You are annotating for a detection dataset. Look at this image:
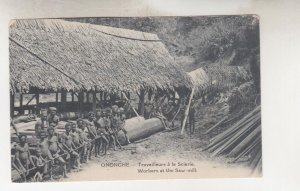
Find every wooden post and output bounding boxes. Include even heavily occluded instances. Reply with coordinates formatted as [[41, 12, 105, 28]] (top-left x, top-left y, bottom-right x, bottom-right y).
[[100, 91, 103, 102], [180, 87, 195, 135], [61, 90, 67, 111], [61, 90, 67, 102], [92, 91, 96, 112], [35, 93, 39, 114], [78, 91, 83, 115], [20, 93, 24, 115], [56, 92, 59, 102], [72, 92, 74, 102], [10, 93, 14, 117], [87, 92, 90, 103], [138, 90, 145, 116]]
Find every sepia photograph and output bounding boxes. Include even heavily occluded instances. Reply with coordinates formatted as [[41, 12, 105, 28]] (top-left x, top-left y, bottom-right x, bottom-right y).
[[9, 15, 261, 182]]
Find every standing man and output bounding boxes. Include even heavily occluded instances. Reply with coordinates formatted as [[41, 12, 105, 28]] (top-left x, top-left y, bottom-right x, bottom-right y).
[[103, 109, 116, 151], [38, 131, 53, 180], [14, 135, 35, 181], [94, 109, 109, 155], [60, 123, 81, 169], [35, 109, 48, 138], [111, 108, 123, 149], [188, 99, 196, 135], [47, 127, 68, 178], [85, 112, 98, 159], [119, 108, 131, 144], [47, 107, 59, 127], [77, 119, 90, 163]]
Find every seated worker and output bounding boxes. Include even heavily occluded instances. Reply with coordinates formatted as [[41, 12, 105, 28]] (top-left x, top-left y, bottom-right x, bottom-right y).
[[31, 148, 48, 181], [94, 109, 109, 155], [14, 135, 35, 182], [77, 119, 90, 163], [60, 123, 81, 169], [47, 107, 59, 127], [35, 109, 48, 138], [47, 127, 68, 178]]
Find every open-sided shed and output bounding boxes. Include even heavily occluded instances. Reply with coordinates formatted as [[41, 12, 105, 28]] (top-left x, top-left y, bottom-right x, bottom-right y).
[[9, 19, 192, 116]]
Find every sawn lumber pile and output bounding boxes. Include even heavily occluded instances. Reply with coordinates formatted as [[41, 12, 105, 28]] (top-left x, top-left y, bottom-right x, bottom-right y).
[[204, 106, 262, 173]]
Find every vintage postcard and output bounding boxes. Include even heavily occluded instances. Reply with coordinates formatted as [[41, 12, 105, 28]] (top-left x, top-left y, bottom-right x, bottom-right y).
[[9, 15, 261, 182]]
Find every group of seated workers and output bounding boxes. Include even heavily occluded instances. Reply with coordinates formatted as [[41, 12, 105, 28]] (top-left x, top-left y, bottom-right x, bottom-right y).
[[12, 105, 130, 182]]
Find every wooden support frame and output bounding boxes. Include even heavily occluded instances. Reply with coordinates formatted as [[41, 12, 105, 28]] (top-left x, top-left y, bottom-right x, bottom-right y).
[[138, 89, 145, 116], [24, 94, 36, 106], [19, 93, 24, 115], [56, 92, 59, 102], [10, 93, 14, 117], [92, 91, 96, 112]]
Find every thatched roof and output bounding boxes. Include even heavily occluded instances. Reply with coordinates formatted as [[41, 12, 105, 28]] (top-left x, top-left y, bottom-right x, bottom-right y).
[[203, 64, 251, 89], [187, 65, 251, 94], [187, 68, 209, 93], [9, 19, 192, 94]]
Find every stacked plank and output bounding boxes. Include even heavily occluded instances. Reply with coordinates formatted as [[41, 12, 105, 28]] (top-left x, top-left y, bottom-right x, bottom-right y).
[[204, 106, 262, 172]]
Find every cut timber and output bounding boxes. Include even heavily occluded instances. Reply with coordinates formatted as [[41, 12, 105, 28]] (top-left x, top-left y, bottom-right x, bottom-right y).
[[228, 125, 261, 157], [204, 105, 262, 173], [204, 116, 228, 134], [118, 117, 164, 145]]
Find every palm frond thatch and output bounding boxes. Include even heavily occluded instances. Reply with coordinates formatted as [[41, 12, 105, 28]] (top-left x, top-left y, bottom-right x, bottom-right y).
[[187, 68, 209, 93], [9, 19, 192, 94], [203, 64, 251, 89]]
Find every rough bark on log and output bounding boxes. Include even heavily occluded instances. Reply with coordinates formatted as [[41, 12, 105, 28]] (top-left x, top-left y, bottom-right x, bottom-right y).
[[118, 117, 164, 145]]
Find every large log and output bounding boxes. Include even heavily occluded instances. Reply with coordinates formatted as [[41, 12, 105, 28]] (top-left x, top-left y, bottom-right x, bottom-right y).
[[118, 117, 164, 145]]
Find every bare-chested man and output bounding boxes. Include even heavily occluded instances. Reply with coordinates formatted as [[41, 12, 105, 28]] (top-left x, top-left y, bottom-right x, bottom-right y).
[[38, 131, 53, 179], [77, 119, 90, 163], [119, 108, 131, 144], [94, 109, 110, 155], [35, 109, 48, 138], [103, 109, 116, 151], [15, 135, 35, 181], [85, 112, 98, 159], [60, 123, 81, 169], [47, 127, 68, 178], [31, 148, 48, 181], [47, 107, 59, 127]]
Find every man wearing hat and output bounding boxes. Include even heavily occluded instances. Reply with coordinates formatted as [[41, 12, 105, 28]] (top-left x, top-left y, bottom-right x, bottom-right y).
[[47, 107, 59, 127], [35, 109, 49, 138]]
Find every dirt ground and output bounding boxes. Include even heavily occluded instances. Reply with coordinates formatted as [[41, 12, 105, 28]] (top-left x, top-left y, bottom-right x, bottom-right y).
[[59, 103, 257, 182]]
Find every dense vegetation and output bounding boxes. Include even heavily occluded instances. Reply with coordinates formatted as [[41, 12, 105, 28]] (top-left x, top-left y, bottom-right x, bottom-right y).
[[68, 16, 260, 91]]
